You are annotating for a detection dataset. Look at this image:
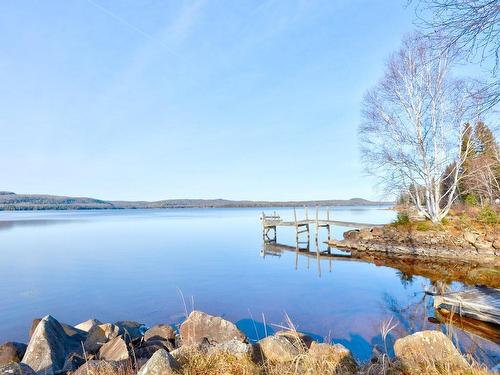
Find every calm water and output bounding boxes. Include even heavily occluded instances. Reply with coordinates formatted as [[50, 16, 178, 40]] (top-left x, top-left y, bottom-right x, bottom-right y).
[[0, 207, 498, 363]]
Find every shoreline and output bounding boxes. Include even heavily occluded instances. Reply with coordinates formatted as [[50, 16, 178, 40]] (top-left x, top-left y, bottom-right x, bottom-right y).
[[327, 225, 500, 267], [2, 311, 497, 375]]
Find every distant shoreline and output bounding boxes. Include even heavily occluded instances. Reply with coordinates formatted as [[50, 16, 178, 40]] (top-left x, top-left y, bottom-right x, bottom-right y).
[[0, 192, 392, 211]]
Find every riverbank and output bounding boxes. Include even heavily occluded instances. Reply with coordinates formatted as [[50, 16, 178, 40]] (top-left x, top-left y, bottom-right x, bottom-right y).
[[328, 219, 500, 266], [1, 312, 496, 375]]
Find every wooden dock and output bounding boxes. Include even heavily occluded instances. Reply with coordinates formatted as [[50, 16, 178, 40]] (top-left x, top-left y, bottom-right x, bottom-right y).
[[261, 207, 381, 242], [433, 287, 500, 326]]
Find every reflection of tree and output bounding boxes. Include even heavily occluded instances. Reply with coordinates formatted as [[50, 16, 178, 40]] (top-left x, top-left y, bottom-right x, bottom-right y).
[[382, 292, 429, 337], [430, 279, 451, 295], [396, 271, 414, 289]]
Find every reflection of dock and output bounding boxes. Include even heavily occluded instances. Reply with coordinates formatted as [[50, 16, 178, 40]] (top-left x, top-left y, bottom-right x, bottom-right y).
[[260, 207, 381, 242], [261, 241, 351, 260], [260, 240, 352, 277], [433, 308, 500, 344], [434, 287, 500, 326]]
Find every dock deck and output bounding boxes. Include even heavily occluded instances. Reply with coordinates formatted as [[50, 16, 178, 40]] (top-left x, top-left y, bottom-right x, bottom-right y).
[[261, 207, 381, 242], [433, 287, 500, 326]]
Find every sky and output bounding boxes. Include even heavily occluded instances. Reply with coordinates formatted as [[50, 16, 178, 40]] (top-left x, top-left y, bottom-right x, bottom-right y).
[[0, 0, 420, 201]]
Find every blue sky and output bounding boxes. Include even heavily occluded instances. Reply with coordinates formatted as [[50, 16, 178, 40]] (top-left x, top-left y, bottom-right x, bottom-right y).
[[0, 0, 418, 201]]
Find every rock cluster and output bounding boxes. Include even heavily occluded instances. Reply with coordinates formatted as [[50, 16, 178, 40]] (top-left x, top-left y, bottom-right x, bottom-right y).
[[0, 312, 480, 374], [331, 225, 500, 265]]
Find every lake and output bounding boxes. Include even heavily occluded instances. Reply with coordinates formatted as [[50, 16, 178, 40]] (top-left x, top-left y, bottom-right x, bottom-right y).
[[0, 207, 498, 364]]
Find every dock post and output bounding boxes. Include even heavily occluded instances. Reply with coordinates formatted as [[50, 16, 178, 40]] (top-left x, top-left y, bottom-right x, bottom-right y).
[[315, 206, 319, 241], [304, 206, 310, 242], [294, 207, 298, 242], [327, 208, 331, 241], [261, 211, 265, 240]]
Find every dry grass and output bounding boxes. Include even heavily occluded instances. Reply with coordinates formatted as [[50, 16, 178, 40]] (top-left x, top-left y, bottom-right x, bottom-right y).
[[69, 351, 494, 375], [178, 350, 260, 375]]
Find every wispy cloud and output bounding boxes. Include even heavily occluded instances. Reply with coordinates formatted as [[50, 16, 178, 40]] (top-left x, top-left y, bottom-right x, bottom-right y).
[[85, 0, 180, 57]]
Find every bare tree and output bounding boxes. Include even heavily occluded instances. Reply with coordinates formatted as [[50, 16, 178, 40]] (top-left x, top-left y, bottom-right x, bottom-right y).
[[412, 0, 500, 110], [360, 33, 483, 222]]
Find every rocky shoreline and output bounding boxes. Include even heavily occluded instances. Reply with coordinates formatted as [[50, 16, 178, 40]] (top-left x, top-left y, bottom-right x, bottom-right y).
[[0, 311, 496, 375], [328, 225, 500, 266]]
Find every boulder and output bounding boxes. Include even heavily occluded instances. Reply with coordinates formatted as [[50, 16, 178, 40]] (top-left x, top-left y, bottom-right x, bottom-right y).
[[72, 360, 124, 375], [28, 319, 41, 339], [143, 339, 175, 352], [137, 349, 179, 375], [135, 344, 166, 361], [307, 342, 357, 372], [29, 318, 86, 341], [61, 353, 86, 373], [114, 321, 147, 342], [84, 324, 120, 354], [75, 319, 102, 332], [343, 230, 360, 240], [257, 335, 301, 363], [394, 330, 469, 372], [208, 339, 253, 358], [0, 363, 36, 375], [144, 324, 176, 342], [275, 330, 313, 349], [358, 229, 374, 240], [180, 311, 246, 346], [0, 342, 27, 364], [22, 315, 84, 375], [169, 346, 190, 362], [98, 337, 129, 362]]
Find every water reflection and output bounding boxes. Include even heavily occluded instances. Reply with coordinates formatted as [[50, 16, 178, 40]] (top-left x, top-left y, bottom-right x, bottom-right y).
[[260, 237, 500, 364], [0, 218, 84, 232]]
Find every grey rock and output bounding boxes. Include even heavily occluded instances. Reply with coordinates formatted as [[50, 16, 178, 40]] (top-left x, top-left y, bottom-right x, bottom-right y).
[[0, 342, 27, 364], [137, 349, 179, 375], [307, 342, 357, 372], [29, 318, 86, 342], [75, 319, 102, 332], [0, 363, 36, 375], [114, 321, 147, 342], [144, 325, 176, 342], [209, 339, 253, 358], [179, 311, 246, 346], [22, 315, 85, 375], [257, 335, 300, 363], [143, 339, 175, 352], [394, 330, 469, 372], [61, 353, 86, 373], [84, 323, 120, 354], [275, 330, 313, 349], [135, 344, 166, 361], [72, 360, 124, 375], [98, 337, 129, 362]]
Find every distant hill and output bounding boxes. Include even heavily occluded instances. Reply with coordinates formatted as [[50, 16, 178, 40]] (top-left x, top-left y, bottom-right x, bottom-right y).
[[0, 192, 392, 210]]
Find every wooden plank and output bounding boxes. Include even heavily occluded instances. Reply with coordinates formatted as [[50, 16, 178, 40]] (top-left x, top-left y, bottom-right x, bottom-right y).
[[433, 287, 500, 326]]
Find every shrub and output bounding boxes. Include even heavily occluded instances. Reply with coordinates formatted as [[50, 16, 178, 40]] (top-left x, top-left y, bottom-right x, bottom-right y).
[[393, 211, 410, 226], [477, 206, 498, 225], [464, 194, 478, 206], [416, 221, 431, 231]]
